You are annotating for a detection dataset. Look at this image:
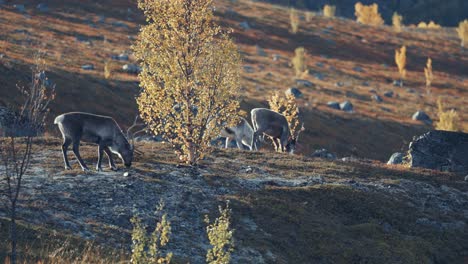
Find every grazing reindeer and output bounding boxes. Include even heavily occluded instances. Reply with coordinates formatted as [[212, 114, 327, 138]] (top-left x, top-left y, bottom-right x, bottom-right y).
[[220, 117, 255, 150], [54, 112, 143, 171], [251, 108, 304, 154]]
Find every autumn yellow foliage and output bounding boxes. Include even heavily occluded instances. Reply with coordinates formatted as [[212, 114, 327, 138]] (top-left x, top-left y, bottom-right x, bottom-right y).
[[417, 21, 441, 29], [291, 47, 307, 77], [134, 0, 241, 165], [456, 19, 468, 47], [323, 5, 336, 18], [435, 98, 460, 131], [268, 92, 301, 141], [392, 12, 403, 32], [354, 2, 384, 26], [395, 45, 407, 86], [289, 8, 300, 34], [424, 58, 433, 89]]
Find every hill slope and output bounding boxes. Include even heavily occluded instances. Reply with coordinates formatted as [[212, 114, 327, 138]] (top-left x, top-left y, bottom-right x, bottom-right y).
[[0, 138, 467, 263], [0, 0, 467, 161]]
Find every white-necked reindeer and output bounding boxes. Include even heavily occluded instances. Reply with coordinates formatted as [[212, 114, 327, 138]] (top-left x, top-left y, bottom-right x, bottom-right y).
[[220, 117, 255, 150], [251, 108, 304, 154], [54, 112, 145, 171]]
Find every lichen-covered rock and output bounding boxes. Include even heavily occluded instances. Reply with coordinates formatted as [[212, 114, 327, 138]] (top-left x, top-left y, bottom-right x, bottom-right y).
[[387, 152, 404, 165], [285, 87, 303, 98], [409, 130, 468, 173], [412, 111, 432, 124]]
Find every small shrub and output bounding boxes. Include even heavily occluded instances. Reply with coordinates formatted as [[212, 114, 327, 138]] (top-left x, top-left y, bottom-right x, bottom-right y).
[[418, 21, 441, 29], [131, 202, 172, 264], [268, 92, 301, 141], [354, 2, 384, 26], [392, 12, 403, 32], [205, 202, 235, 264], [424, 58, 433, 91], [289, 8, 300, 34], [305, 11, 314, 22], [323, 5, 336, 18], [291, 47, 307, 77], [456, 19, 468, 47], [104, 61, 112, 79], [435, 98, 460, 131], [394, 45, 407, 86]]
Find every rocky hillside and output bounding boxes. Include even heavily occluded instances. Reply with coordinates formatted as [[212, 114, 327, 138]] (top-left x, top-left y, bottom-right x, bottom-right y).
[[0, 138, 467, 263], [260, 0, 467, 26]]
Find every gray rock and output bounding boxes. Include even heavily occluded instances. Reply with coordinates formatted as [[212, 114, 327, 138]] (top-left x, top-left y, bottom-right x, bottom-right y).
[[465, 175, 468, 182], [272, 54, 280, 61], [81, 64, 94, 70], [362, 81, 370, 86], [407, 88, 415, 93], [112, 21, 128, 28], [295, 79, 313, 87], [311, 149, 336, 159], [14, 4, 25, 12], [387, 152, 404, 165], [335, 82, 344, 87], [384, 91, 394, 97], [36, 3, 48, 12], [409, 131, 468, 173], [122, 64, 141, 74], [372, 94, 383, 103], [316, 62, 324, 68], [393, 80, 403, 87], [312, 72, 324, 80], [255, 45, 266, 56], [285, 87, 303, 98], [412, 111, 432, 124], [112, 53, 129, 61], [239, 21, 251, 30], [327, 101, 340, 110], [353, 66, 364, 72], [243, 65, 254, 73], [340, 101, 353, 112]]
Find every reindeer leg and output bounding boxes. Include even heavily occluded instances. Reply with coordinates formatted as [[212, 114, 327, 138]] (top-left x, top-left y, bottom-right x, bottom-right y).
[[96, 144, 104, 172], [72, 141, 89, 172], [104, 147, 117, 171], [272, 138, 279, 152], [235, 138, 244, 150], [61, 138, 72, 170], [225, 137, 231, 148]]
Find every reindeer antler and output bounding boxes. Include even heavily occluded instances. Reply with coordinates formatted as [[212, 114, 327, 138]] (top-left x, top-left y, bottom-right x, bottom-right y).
[[127, 115, 147, 155], [295, 123, 305, 141]]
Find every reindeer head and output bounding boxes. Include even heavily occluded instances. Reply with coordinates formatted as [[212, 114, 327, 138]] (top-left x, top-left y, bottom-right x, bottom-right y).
[[286, 123, 305, 154], [125, 115, 147, 167]]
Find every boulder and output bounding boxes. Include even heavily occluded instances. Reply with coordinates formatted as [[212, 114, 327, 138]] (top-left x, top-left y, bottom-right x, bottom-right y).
[[272, 54, 281, 61], [14, 4, 25, 12], [393, 80, 402, 87], [412, 111, 432, 124], [384, 90, 394, 98], [81, 64, 94, 70], [112, 53, 129, 61], [340, 101, 353, 112], [122, 64, 141, 74], [327, 101, 340, 110], [310, 149, 336, 159], [409, 130, 468, 173], [285, 87, 303, 98], [36, 3, 48, 12], [387, 152, 404, 165], [295, 79, 313, 87], [239, 21, 251, 30], [372, 94, 383, 103], [255, 45, 266, 56], [243, 65, 254, 73]]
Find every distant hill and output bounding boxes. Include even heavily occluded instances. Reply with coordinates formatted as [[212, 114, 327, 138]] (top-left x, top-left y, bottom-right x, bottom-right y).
[[261, 0, 467, 26]]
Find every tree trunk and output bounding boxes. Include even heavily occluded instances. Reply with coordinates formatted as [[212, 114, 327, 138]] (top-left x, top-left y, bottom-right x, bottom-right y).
[[10, 204, 17, 264]]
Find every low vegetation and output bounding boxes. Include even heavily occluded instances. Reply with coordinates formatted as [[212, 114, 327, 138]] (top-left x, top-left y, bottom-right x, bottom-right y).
[[417, 21, 441, 29], [291, 47, 307, 77], [457, 19, 468, 47], [392, 12, 403, 32], [354, 2, 384, 26], [435, 98, 460, 131], [394, 45, 407, 86], [289, 8, 299, 34], [323, 5, 336, 18], [205, 202, 235, 264]]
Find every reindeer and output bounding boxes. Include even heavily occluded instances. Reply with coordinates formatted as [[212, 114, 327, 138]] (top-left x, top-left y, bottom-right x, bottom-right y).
[[220, 117, 255, 150], [251, 108, 304, 154], [54, 112, 144, 171]]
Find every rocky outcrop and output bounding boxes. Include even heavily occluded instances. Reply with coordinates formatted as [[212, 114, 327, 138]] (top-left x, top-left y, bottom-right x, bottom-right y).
[[409, 130, 468, 173]]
